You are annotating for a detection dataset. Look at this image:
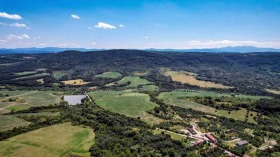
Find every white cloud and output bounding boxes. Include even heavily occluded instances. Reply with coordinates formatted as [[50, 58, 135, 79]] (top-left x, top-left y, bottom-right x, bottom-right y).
[[119, 24, 124, 28], [91, 42, 96, 45], [88, 27, 93, 30], [71, 14, 80, 19], [144, 36, 149, 39], [94, 22, 116, 29], [0, 12, 22, 20], [7, 34, 30, 40], [10, 23, 28, 28]]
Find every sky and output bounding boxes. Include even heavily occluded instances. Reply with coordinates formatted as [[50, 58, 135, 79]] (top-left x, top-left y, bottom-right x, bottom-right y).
[[0, 0, 280, 49]]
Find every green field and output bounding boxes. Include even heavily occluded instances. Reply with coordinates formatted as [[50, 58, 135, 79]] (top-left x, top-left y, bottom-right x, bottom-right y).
[[15, 69, 47, 76], [52, 71, 69, 80], [0, 90, 60, 112], [89, 91, 159, 123], [95, 72, 122, 79], [0, 115, 29, 132], [0, 123, 95, 157], [117, 76, 151, 88], [14, 73, 50, 80], [139, 84, 159, 91], [153, 129, 185, 141], [159, 90, 259, 123]]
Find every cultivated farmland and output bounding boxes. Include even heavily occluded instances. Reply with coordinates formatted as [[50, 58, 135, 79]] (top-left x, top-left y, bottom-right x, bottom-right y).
[[163, 70, 232, 89], [62, 79, 89, 85], [0, 123, 95, 157]]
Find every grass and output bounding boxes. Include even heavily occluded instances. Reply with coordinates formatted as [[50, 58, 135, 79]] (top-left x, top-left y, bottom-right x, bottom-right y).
[[15, 69, 47, 76], [0, 90, 61, 113], [117, 76, 151, 88], [95, 72, 122, 79], [0, 115, 29, 131], [159, 90, 260, 123], [88, 91, 159, 123], [266, 89, 280, 95], [52, 71, 69, 80], [14, 73, 50, 80], [153, 129, 185, 141], [0, 123, 95, 157], [163, 70, 232, 89], [62, 79, 89, 85], [139, 85, 159, 91]]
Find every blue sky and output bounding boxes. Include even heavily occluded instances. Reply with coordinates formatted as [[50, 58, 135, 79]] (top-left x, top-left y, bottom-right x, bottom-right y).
[[0, 0, 280, 49]]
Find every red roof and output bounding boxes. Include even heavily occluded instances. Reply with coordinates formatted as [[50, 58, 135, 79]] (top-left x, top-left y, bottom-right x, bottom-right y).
[[206, 133, 217, 142]]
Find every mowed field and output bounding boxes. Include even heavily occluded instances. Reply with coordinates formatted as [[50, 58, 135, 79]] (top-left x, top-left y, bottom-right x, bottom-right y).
[[117, 76, 151, 88], [0, 90, 61, 131], [95, 72, 122, 79], [163, 70, 232, 89], [139, 84, 159, 92], [0, 90, 61, 113], [0, 123, 95, 157], [0, 115, 29, 132], [89, 91, 162, 124], [158, 90, 260, 123], [62, 79, 89, 85]]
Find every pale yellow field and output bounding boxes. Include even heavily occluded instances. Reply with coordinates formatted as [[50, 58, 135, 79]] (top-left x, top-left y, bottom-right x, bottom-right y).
[[266, 89, 280, 95], [62, 79, 89, 85], [0, 123, 95, 157], [163, 70, 232, 89], [133, 71, 149, 76]]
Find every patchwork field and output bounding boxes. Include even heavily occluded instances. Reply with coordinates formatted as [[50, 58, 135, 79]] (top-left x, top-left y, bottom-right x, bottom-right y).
[[0, 90, 61, 113], [0, 115, 29, 132], [0, 123, 95, 157], [95, 72, 122, 79], [159, 90, 260, 123], [62, 79, 89, 85], [163, 70, 232, 89], [88, 91, 160, 123], [117, 76, 151, 88]]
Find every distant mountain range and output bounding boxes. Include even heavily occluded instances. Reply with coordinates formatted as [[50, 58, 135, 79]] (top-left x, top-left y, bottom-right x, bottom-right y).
[[0, 46, 279, 54]]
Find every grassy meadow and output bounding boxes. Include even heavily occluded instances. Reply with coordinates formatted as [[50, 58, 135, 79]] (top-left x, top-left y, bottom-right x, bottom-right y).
[[159, 90, 261, 123], [95, 72, 122, 79], [88, 91, 160, 123], [0, 123, 95, 157], [117, 76, 151, 88]]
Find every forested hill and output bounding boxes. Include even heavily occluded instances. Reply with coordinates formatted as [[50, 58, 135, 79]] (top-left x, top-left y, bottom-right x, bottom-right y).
[[1, 50, 280, 95], [34, 49, 280, 69]]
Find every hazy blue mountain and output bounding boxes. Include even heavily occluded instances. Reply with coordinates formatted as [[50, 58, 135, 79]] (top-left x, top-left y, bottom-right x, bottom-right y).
[[0, 46, 279, 54]]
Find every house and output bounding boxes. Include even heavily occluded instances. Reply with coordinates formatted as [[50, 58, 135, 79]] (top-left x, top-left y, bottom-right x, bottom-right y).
[[192, 139, 203, 146], [205, 133, 217, 143], [236, 140, 249, 146]]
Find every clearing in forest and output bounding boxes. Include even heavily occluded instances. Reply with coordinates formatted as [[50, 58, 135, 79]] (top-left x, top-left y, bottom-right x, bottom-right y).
[[62, 79, 89, 85], [163, 70, 232, 89], [159, 90, 260, 123], [117, 76, 151, 88], [52, 71, 69, 80], [88, 91, 161, 124], [266, 89, 280, 95], [95, 72, 122, 79], [0, 90, 60, 113], [0, 123, 95, 157]]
